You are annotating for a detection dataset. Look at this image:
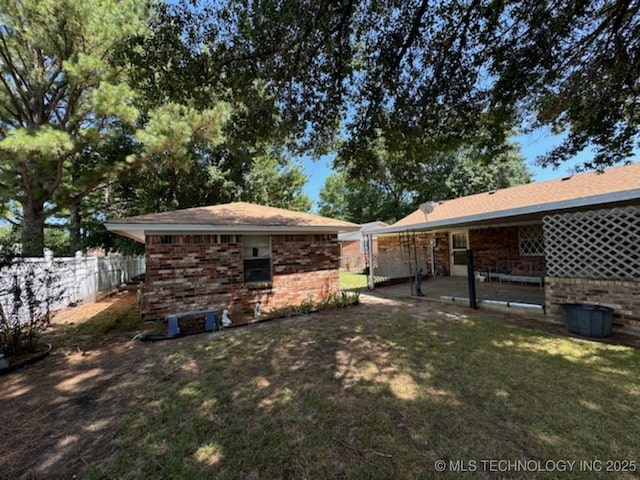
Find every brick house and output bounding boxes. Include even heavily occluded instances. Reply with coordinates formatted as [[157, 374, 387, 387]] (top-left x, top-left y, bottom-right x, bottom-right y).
[[338, 221, 387, 272], [105, 202, 359, 321], [368, 163, 640, 335]]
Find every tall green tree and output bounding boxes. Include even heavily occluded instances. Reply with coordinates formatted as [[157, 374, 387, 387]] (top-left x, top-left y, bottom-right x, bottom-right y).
[[240, 153, 311, 212], [318, 170, 410, 224], [57, 102, 228, 253], [441, 145, 532, 199], [79, 143, 311, 253], [317, 171, 349, 221], [0, 0, 229, 256], [99, 146, 311, 218], [0, 0, 147, 255]]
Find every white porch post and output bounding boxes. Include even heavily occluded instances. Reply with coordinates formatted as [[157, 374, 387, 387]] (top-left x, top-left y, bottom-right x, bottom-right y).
[[367, 233, 375, 289]]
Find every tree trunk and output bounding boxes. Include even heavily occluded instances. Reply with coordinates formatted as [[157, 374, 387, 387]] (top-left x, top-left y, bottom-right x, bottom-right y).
[[68, 198, 82, 255], [21, 200, 46, 257]]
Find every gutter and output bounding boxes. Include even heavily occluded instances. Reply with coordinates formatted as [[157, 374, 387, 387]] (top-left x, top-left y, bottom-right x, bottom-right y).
[[104, 223, 361, 243]]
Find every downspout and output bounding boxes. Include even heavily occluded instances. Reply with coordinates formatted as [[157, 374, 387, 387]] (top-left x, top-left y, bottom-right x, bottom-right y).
[[366, 233, 375, 289]]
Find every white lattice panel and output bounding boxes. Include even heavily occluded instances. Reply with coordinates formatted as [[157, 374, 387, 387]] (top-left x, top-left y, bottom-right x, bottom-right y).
[[543, 206, 640, 279], [374, 247, 431, 281], [374, 250, 413, 280], [518, 224, 545, 255]]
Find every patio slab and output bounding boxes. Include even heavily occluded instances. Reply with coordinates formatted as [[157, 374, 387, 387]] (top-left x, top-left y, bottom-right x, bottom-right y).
[[374, 276, 545, 307]]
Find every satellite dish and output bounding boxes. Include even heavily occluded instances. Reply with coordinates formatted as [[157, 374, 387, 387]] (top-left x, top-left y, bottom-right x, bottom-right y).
[[419, 202, 435, 216]]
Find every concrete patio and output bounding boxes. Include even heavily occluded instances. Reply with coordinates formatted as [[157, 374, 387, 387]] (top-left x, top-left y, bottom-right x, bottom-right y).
[[370, 276, 546, 317]]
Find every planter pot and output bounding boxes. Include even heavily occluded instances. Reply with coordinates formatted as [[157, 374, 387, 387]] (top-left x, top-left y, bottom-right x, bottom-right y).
[[560, 303, 614, 338]]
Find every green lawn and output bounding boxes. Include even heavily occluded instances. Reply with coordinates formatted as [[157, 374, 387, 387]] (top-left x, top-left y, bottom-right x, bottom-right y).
[[339, 271, 369, 290], [90, 306, 640, 479]]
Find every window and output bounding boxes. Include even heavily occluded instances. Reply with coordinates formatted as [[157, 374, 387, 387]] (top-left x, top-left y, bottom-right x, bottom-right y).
[[243, 236, 272, 283], [218, 235, 237, 244], [519, 224, 544, 256], [451, 233, 468, 249]]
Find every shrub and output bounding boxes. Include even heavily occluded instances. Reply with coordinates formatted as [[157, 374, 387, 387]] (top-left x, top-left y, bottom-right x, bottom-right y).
[[319, 289, 360, 309], [265, 290, 361, 320]]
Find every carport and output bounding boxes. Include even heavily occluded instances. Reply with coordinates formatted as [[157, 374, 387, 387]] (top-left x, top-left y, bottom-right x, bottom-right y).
[[364, 164, 640, 336]]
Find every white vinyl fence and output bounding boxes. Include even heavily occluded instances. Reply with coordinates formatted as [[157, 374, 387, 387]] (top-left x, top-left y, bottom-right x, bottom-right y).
[[0, 253, 145, 324]]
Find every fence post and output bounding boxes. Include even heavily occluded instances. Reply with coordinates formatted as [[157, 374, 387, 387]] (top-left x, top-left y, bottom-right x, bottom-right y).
[[73, 251, 83, 305], [44, 249, 54, 308], [93, 255, 100, 301]]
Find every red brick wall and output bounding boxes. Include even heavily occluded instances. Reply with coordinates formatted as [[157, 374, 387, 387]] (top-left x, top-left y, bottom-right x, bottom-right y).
[[143, 233, 340, 321], [432, 233, 449, 273], [340, 240, 363, 271], [470, 227, 545, 275], [377, 227, 545, 277], [545, 277, 640, 336], [339, 238, 378, 272]]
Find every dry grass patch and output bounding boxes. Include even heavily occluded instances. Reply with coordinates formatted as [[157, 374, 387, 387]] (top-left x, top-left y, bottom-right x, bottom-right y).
[[97, 310, 639, 479], [2, 293, 639, 479], [46, 290, 144, 350]]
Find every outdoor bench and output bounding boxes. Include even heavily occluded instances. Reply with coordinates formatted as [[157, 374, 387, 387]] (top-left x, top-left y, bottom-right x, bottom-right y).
[[496, 273, 544, 289]]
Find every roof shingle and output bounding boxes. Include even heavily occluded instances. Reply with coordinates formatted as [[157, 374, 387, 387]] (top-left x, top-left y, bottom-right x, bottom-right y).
[[392, 162, 640, 228], [107, 202, 359, 229]]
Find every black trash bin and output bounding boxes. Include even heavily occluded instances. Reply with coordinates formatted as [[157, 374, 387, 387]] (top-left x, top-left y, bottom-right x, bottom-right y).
[[560, 303, 614, 338]]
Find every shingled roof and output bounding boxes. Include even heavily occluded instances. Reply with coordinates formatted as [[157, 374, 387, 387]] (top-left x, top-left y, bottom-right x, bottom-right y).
[[376, 162, 640, 234], [105, 202, 360, 243]]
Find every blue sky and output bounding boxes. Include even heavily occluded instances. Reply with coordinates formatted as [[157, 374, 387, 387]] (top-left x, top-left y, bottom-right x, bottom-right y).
[[300, 129, 614, 209]]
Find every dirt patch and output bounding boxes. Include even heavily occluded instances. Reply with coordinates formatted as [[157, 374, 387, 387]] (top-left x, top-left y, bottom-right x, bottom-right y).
[[50, 290, 139, 327], [1, 289, 313, 479]]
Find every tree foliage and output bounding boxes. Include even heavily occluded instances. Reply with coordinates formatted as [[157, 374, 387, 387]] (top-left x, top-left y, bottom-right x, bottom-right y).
[[79, 145, 312, 254], [63, 1, 313, 254], [0, 0, 144, 255], [177, 0, 639, 171], [240, 153, 311, 212], [319, 141, 531, 224], [318, 170, 411, 224], [97, 146, 311, 217], [0, 0, 230, 256], [3, 0, 637, 255]]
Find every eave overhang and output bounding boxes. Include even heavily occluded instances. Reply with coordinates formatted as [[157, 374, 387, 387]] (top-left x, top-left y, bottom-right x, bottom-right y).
[[104, 223, 361, 244], [369, 188, 640, 236]]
